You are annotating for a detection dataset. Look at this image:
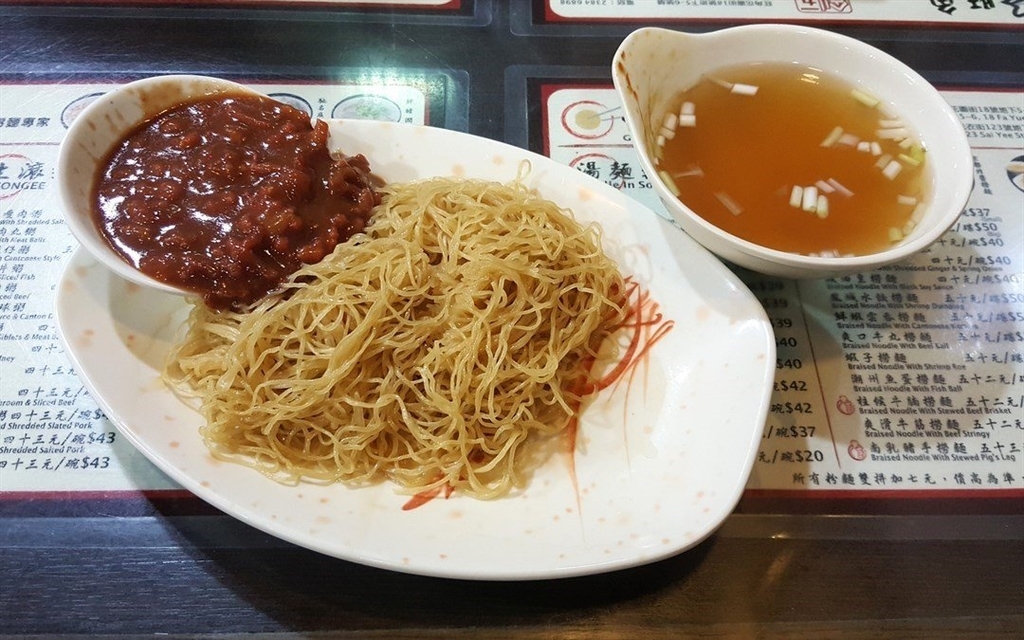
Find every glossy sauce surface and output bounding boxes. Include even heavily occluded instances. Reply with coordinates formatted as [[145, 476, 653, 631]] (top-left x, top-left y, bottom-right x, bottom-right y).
[[93, 93, 380, 309]]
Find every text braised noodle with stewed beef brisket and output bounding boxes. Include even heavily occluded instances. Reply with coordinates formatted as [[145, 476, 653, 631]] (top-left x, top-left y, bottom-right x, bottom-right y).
[[92, 92, 381, 309]]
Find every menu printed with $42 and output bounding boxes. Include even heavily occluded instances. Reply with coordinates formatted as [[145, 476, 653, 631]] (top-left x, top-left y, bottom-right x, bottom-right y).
[[0, 81, 1021, 498], [546, 86, 1023, 495]]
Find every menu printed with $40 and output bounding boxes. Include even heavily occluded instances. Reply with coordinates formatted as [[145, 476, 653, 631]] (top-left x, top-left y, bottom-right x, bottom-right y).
[[544, 86, 1024, 494]]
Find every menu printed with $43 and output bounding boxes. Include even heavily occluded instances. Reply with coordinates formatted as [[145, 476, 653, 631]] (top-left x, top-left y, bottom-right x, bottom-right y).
[[0, 82, 1021, 497], [0, 82, 427, 493]]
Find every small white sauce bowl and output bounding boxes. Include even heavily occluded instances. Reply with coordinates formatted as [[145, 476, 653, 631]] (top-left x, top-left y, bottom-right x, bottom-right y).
[[612, 25, 973, 279], [57, 74, 260, 295]]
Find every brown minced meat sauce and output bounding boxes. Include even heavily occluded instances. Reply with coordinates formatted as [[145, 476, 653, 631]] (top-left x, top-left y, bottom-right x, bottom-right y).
[[93, 93, 381, 310]]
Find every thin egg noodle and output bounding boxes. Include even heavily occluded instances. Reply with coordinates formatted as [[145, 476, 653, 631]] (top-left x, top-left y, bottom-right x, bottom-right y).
[[165, 175, 633, 499]]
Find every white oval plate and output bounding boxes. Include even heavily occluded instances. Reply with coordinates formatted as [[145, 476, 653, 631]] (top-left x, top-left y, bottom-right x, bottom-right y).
[[55, 120, 774, 580]]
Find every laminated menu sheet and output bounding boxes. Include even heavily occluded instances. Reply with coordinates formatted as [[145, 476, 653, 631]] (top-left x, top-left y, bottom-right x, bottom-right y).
[[542, 84, 1024, 496], [0, 79, 435, 494], [6, 0, 464, 7], [0, 80, 1021, 501], [541, 0, 1024, 26]]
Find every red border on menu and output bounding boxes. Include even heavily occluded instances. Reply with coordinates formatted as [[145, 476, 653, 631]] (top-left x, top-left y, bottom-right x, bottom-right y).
[[538, 79, 1024, 509], [0, 489, 223, 516], [539, 82, 620, 159], [0, 76, 441, 506], [1, 0, 460, 9], [538, 0, 1024, 30], [6, 487, 1024, 517], [740, 488, 1024, 514], [1, 489, 195, 501]]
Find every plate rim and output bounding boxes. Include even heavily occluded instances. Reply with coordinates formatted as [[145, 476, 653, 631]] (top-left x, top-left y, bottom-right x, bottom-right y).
[[55, 120, 775, 580]]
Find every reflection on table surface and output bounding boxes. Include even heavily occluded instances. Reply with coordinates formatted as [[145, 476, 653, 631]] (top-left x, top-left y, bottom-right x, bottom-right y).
[[0, 1, 1022, 636]]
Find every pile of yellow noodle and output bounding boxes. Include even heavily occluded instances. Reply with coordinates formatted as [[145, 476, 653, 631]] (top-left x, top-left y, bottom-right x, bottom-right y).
[[165, 176, 629, 499]]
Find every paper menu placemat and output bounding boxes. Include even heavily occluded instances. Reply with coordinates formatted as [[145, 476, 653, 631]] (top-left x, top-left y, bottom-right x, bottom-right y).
[[0, 80, 430, 493], [1, 80, 1021, 498], [542, 84, 1023, 494], [542, 0, 1024, 26]]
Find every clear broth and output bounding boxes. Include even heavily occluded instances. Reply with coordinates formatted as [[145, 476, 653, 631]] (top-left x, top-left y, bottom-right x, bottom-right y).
[[657, 62, 928, 257]]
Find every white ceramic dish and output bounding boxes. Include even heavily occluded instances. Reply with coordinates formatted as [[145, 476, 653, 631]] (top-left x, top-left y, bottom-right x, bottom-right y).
[[56, 74, 261, 297], [612, 25, 974, 279], [56, 119, 775, 580]]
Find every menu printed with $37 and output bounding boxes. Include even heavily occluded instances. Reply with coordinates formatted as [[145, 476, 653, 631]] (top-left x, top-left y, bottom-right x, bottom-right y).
[[545, 86, 1023, 494], [0, 81, 1020, 497]]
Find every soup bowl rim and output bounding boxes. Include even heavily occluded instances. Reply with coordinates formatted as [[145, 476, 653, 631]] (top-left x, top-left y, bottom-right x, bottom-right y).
[[612, 24, 974, 278]]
